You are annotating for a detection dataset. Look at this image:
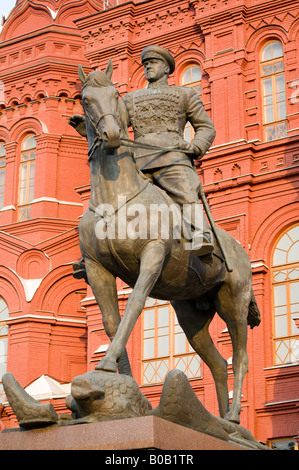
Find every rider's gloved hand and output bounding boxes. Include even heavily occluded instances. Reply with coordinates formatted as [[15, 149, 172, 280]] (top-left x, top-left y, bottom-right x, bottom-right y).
[[68, 115, 87, 137], [177, 138, 201, 158]]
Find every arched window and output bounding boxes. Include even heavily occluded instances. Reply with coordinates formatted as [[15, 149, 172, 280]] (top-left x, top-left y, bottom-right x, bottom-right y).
[[0, 297, 9, 404], [18, 134, 36, 221], [271, 226, 299, 365], [181, 65, 202, 94], [180, 65, 202, 142], [0, 142, 6, 210], [141, 298, 201, 384], [260, 41, 287, 142]]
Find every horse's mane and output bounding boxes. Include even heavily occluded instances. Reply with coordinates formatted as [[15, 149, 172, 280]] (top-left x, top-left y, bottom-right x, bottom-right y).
[[82, 70, 113, 90]]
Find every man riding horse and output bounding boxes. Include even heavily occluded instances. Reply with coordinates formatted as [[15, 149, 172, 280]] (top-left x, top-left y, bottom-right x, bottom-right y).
[[70, 45, 216, 257], [69, 53, 261, 424]]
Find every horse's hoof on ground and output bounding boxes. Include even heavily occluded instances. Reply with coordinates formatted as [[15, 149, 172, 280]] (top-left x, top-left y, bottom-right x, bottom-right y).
[[224, 411, 240, 424], [95, 357, 118, 373]]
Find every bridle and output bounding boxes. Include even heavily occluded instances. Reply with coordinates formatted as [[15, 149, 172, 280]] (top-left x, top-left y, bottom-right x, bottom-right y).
[[84, 105, 120, 160]]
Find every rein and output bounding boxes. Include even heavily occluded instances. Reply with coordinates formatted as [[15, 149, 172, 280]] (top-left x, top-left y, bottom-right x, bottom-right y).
[[120, 137, 194, 159]]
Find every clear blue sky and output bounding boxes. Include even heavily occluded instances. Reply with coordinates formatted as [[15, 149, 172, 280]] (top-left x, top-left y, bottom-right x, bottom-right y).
[[0, 0, 17, 18]]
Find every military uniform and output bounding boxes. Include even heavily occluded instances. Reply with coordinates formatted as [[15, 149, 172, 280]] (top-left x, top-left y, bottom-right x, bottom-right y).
[[121, 49, 216, 250], [71, 45, 216, 254], [121, 84, 215, 172]]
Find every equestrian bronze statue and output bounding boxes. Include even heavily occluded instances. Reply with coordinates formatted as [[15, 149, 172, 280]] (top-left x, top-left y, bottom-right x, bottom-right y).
[[69, 47, 260, 425]]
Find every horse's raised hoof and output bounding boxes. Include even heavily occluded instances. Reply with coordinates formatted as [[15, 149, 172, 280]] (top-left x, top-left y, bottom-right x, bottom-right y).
[[95, 357, 118, 373]]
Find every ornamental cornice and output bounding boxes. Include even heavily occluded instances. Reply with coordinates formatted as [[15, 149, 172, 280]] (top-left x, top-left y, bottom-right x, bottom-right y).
[[59, 138, 89, 156], [1, 142, 18, 164], [0, 60, 87, 85], [194, 0, 298, 32], [35, 133, 61, 150], [76, 0, 196, 47], [0, 230, 33, 256]]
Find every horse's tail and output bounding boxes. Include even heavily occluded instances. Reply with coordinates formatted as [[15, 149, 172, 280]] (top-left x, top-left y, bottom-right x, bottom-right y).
[[247, 288, 261, 329]]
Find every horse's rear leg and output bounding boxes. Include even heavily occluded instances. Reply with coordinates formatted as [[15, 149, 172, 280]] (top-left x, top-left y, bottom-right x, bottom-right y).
[[97, 241, 166, 373], [171, 299, 229, 419], [215, 285, 250, 424], [84, 257, 132, 376]]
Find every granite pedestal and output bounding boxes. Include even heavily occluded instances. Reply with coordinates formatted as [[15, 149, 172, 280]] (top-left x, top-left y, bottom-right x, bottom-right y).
[[0, 416, 246, 450]]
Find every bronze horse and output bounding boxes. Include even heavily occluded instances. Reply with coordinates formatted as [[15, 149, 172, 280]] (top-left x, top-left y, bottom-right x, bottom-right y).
[[71, 60, 260, 424]]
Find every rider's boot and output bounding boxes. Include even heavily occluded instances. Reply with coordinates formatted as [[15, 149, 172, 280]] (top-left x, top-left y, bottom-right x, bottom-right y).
[[73, 258, 88, 282], [191, 230, 214, 257]]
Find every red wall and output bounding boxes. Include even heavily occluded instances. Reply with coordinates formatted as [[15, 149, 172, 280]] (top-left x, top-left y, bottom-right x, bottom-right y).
[[0, 0, 97, 428], [0, 0, 298, 447]]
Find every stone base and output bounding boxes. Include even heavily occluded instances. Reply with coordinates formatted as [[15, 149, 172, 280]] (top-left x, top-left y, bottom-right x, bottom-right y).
[[0, 416, 247, 450]]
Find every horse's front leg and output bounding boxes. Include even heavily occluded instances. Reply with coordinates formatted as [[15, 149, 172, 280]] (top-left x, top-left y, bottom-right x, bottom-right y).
[[84, 257, 132, 376], [97, 241, 166, 373]]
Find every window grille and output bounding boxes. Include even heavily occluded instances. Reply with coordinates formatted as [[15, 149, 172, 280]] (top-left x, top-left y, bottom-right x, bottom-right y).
[[141, 298, 201, 384], [271, 226, 299, 365], [18, 134, 36, 221], [180, 65, 202, 142], [260, 41, 287, 142]]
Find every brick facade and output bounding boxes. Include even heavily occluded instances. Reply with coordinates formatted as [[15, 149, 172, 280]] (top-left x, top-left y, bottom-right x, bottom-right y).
[[0, 0, 298, 448]]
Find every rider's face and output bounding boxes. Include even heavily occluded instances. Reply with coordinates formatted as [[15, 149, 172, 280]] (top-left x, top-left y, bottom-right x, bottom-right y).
[[143, 59, 169, 82]]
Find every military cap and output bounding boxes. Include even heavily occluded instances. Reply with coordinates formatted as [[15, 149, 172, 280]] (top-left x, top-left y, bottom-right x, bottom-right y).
[[141, 45, 175, 74]]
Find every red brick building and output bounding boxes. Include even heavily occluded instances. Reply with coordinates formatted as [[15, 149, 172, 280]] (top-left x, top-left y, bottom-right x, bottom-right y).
[[0, 0, 298, 449]]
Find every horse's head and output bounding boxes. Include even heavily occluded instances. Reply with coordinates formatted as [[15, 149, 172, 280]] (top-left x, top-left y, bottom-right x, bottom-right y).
[[79, 60, 121, 150]]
